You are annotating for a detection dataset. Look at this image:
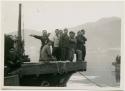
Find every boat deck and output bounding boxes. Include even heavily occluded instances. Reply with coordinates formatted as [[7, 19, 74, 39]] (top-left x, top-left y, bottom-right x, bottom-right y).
[[19, 61, 86, 75]]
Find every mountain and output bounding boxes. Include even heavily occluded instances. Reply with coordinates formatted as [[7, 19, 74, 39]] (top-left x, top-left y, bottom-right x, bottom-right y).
[[69, 17, 121, 51], [6, 17, 121, 62]]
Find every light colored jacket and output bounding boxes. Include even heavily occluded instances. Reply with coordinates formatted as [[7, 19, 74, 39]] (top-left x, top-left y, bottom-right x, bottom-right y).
[[53, 34, 60, 47], [40, 44, 52, 61]]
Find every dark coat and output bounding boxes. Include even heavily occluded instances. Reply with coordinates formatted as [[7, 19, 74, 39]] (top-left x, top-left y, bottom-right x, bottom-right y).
[[33, 35, 49, 49], [59, 33, 69, 48], [76, 35, 87, 50], [68, 37, 77, 49]]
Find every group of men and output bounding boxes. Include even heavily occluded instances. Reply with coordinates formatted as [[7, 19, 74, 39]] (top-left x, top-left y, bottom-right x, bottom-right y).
[[30, 28, 87, 63]]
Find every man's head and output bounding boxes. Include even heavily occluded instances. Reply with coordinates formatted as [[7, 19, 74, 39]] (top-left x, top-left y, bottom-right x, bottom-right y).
[[69, 31, 75, 38], [55, 29, 59, 35], [81, 29, 85, 35], [59, 30, 63, 35], [63, 28, 68, 34], [77, 31, 81, 36], [42, 30, 47, 36]]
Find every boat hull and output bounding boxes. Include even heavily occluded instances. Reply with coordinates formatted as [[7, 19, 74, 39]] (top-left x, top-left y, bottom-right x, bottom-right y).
[[20, 72, 73, 86], [4, 61, 86, 86]]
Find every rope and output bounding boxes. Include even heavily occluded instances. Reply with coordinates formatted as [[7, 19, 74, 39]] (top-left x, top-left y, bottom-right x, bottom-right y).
[[79, 72, 102, 87]]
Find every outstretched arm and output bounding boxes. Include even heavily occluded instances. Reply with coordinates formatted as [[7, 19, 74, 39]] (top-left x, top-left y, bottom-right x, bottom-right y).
[[30, 34, 41, 40], [69, 38, 77, 43]]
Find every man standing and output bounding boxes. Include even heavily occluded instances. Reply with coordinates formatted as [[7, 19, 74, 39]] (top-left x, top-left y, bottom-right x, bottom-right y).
[[68, 31, 77, 62], [81, 29, 87, 61], [60, 28, 69, 61], [76, 30, 87, 61], [52, 29, 60, 60]]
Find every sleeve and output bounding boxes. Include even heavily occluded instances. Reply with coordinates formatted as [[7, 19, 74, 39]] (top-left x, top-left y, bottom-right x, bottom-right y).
[[51, 36, 55, 48], [32, 35, 42, 40], [84, 36, 87, 41], [77, 36, 84, 43], [85, 37, 87, 41], [59, 35, 63, 47], [70, 38, 77, 43], [46, 46, 52, 57]]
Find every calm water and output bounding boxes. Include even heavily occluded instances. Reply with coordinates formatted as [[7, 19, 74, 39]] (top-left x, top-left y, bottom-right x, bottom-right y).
[[67, 49, 120, 87]]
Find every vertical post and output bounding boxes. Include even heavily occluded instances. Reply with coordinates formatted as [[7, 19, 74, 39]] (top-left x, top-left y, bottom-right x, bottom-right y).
[[17, 3, 23, 56], [18, 4, 21, 41]]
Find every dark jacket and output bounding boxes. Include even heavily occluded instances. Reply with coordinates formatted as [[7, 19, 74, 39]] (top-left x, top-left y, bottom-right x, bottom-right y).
[[68, 37, 77, 49], [76, 35, 87, 50], [33, 35, 49, 49], [59, 33, 69, 48]]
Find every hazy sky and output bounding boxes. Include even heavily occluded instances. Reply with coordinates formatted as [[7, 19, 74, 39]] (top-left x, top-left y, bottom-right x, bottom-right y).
[[2, 1, 124, 33]]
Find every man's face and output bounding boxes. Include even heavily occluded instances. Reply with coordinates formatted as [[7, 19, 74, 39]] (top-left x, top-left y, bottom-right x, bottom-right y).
[[43, 30, 47, 35], [59, 30, 63, 35], [55, 29, 59, 34], [77, 31, 81, 36], [81, 30, 85, 35], [69, 33, 75, 38], [64, 29, 68, 34]]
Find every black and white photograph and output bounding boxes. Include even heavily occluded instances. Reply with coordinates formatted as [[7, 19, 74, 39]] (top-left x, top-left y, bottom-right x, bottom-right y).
[[1, 0, 124, 90]]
